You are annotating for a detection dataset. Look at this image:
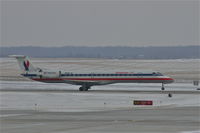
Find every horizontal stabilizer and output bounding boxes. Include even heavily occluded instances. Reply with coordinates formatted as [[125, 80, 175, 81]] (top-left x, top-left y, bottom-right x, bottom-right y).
[[9, 55, 26, 58]]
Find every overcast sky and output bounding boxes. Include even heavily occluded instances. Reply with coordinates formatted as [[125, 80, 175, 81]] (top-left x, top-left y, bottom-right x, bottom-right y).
[[1, 0, 199, 47]]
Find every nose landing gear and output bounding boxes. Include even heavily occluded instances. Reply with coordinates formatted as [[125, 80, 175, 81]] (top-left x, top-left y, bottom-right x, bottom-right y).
[[161, 83, 165, 90]]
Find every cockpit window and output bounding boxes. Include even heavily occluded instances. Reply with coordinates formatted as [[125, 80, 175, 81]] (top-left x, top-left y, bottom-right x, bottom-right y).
[[157, 72, 163, 76], [152, 72, 163, 76]]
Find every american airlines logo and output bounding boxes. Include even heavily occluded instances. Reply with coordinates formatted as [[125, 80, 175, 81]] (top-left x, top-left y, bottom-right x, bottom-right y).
[[23, 60, 30, 71]]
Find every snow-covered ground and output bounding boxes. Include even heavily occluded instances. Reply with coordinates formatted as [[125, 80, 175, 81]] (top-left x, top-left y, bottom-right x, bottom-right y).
[[0, 81, 199, 112]]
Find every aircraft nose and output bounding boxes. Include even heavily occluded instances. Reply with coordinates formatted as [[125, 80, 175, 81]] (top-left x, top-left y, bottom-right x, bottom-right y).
[[167, 77, 174, 83]]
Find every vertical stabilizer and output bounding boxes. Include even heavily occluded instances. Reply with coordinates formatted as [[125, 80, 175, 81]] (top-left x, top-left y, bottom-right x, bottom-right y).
[[9, 55, 36, 72]]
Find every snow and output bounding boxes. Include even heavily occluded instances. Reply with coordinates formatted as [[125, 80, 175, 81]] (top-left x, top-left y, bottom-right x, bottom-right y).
[[0, 80, 199, 112]]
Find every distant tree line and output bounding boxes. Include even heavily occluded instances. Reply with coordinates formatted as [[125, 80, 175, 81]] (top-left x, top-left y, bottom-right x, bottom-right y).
[[0, 46, 199, 59]]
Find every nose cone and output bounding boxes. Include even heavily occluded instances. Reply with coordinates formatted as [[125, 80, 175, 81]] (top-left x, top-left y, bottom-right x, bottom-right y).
[[169, 78, 174, 83], [165, 77, 174, 84]]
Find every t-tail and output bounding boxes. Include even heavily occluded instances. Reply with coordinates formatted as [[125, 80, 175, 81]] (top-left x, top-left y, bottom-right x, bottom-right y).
[[9, 55, 38, 72]]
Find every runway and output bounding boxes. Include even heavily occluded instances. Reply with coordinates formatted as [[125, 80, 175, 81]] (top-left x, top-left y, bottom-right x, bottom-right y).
[[0, 80, 200, 133], [1, 107, 199, 133]]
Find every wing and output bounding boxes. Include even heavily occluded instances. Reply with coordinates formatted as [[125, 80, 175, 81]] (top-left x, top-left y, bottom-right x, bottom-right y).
[[63, 79, 113, 86]]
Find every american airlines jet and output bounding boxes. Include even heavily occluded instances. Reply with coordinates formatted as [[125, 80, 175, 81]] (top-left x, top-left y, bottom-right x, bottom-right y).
[[10, 55, 174, 91]]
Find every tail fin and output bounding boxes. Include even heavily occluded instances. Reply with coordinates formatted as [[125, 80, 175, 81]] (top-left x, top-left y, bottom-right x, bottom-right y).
[[9, 55, 37, 72]]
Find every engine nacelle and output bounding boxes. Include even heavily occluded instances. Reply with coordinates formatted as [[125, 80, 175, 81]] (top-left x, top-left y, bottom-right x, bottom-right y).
[[42, 71, 60, 78]]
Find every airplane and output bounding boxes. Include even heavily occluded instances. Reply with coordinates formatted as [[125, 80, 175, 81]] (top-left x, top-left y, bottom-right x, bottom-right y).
[[10, 55, 174, 91]]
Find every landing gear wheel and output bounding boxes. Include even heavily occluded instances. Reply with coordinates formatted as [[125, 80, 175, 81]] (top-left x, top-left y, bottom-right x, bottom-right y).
[[79, 87, 83, 91], [79, 86, 90, 91], [161, 83, 165, 90]]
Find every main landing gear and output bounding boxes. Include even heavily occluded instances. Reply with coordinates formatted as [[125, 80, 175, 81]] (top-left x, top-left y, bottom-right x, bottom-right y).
[[161, 83, 165, 90], [79, 86, 91, 91]]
